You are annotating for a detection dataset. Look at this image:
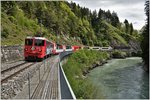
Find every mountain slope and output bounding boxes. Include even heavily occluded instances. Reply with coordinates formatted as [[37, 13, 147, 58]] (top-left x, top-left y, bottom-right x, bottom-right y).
[[1, 1, 141, 48]]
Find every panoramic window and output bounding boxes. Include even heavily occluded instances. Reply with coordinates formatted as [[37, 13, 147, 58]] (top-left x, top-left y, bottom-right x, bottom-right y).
[[66, 46, 71, 49]]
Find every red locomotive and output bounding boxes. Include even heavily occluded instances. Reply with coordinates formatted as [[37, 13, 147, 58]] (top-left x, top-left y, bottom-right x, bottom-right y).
[[24, 37, 53, 61]]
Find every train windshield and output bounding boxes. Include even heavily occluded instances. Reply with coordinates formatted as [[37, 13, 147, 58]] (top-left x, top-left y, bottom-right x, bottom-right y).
[[35, 39, 44, 46], [25, 39, 33, 46]]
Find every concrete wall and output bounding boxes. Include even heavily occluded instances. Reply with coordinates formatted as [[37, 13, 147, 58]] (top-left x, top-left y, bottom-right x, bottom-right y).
[[1, 45, 24, 63]]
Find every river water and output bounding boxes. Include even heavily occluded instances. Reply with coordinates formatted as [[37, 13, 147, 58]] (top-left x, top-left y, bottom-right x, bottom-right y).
[[87, 57, 149, 99]]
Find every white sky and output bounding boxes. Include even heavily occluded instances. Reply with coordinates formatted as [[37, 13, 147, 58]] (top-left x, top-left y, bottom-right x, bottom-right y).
[[68, 0, 146, 30]]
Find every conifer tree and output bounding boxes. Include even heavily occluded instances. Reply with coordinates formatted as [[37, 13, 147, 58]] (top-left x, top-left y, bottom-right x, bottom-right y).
[[141, 0, 149, 71], [124, 19, 130, 34]]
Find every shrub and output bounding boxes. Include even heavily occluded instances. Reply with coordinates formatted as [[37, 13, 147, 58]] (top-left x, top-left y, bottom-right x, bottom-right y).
[[112, 50, 127, 58], [8, 16, 16, 23], [2, 28, 9, 38]]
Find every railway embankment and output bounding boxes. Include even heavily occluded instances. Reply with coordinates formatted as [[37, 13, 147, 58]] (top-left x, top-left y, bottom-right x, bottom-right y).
[[62, 50, 110, 98]]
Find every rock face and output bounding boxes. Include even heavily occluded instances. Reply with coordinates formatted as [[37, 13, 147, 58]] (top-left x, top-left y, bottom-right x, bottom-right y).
[[1, 45, 24, 63], [110, 39, 126, 47], [128, 39, 141, 52]]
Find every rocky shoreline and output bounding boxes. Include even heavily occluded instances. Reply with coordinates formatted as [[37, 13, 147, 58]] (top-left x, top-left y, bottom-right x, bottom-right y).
[[143, 63, 149, 72], [82, 54, 138, 76], [83, 58, 109, 76]]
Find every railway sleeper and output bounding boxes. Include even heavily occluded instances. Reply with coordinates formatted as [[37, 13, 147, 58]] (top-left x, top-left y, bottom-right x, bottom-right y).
[[1, 90, 10, 99], [5, 86, 16, 99], [5, 77, 26, 99], [1, 84, 7, 92], [17, 76, 26, 84], [8, 80, 20, 93], [15, 79, 23, 90], [12, 81, 21, 92], [21, 76, 27, 83]]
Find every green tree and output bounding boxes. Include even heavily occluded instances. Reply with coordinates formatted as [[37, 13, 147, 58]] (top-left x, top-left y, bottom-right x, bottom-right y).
[[111, 11, 119, 27], [91, 10, 98, 28], [129, 23, 133, 35], [98, 8, 103, 20], [124, 19, 130, 34], [141, 0, 149, 72]]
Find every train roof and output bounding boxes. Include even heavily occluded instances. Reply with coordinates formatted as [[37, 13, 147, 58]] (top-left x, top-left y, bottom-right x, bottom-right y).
[[26, 37, 50, 41]]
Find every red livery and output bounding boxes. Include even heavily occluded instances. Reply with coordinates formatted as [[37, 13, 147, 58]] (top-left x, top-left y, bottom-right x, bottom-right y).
[[24, 36, 81, 61], [72, 45, 81, 51], [24, 37, 52, 61]]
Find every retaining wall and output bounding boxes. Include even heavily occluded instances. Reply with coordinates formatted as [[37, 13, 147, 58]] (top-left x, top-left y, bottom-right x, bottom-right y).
[[1, 45, 24, 63]]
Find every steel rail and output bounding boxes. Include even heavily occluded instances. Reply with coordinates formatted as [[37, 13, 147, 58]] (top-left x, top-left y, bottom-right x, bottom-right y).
[[1, 62, 27, 74], [1, 63, 35, 83]]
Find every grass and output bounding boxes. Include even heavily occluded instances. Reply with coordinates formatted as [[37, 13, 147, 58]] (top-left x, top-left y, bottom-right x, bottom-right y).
[[63, 50, 110, 98]]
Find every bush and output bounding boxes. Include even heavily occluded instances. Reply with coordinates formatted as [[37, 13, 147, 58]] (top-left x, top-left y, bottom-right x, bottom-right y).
[[112, 50, 127, 58], [8, 16, 16, 23], [2, 28, 9, 38]]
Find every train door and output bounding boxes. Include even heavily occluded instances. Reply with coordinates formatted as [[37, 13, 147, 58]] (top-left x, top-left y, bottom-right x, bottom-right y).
[[46, 41, 51, 55]]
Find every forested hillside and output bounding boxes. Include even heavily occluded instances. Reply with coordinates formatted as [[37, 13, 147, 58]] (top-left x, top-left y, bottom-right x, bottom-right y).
[[141, 0, 149, 72], [1, 1, 141, 49]]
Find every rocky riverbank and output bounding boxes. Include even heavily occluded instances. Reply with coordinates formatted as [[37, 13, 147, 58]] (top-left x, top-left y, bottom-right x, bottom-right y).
[[143, 63, 149, 72], [83, 59, 109, 76]]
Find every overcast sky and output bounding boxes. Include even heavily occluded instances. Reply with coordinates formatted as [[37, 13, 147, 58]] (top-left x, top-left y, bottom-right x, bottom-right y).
[[69, 0, 146, 30]]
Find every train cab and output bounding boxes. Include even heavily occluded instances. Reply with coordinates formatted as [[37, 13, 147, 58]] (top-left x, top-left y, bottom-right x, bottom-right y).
[[24, 37, 52, 61]]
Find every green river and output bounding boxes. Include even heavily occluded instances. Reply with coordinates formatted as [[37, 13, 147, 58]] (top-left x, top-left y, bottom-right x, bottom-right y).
[[87, 57, 149, 99]]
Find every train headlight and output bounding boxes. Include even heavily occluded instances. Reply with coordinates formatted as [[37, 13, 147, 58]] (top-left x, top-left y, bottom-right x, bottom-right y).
[[25, 48, 27, 51], [31, 46, 35, 50], [39, 49, 42, 52]]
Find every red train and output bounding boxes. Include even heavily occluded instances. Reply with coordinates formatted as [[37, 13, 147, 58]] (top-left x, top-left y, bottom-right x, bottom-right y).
[[24, 37, 81, 61]]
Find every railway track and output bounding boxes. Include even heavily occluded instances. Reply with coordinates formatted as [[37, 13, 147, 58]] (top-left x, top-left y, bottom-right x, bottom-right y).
[[2, 59, 24, 64], [1, 55, 59, 99], [1, 62, 35, 83], [31, 56, 59, 99], [1, 62, 27, 74]]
